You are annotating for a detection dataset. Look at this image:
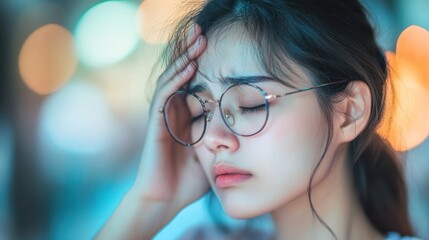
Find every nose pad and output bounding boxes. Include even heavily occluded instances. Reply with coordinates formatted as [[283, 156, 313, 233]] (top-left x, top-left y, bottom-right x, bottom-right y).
[[204, 108, 228, 133], [205, 109, 235, 127], [202, 108, 239, 153], [223, 109, 235, 127], [206, 111, 214, 123]]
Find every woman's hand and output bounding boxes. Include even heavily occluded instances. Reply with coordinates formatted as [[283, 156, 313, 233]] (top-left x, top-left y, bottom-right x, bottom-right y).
[[132, 24, 209, 210], [96, 24, 209, 240]]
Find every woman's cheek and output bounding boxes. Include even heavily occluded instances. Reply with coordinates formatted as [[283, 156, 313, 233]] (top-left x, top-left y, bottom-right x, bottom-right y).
[[249, 102, 326, 194]]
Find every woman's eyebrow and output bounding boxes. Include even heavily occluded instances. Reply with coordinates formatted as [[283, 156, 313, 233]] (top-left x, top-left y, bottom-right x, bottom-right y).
[[223, 75, 276, 85], [188, 82, 208, 93], [189, 75, 276, 93]]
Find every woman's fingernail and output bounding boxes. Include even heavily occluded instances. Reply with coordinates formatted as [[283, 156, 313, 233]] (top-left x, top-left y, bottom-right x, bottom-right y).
[[195, 36, 201, 46], [194, 24, 200, 34], [190, 24, 198, 36]]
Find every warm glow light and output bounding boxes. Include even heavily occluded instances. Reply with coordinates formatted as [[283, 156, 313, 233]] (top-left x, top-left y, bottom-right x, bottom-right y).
[[137, 0, 201, 43], [75, 1, 139, 67], [396, 25, 429, 91], [378, 26, 429, 151], [18, 24, 77, 95]]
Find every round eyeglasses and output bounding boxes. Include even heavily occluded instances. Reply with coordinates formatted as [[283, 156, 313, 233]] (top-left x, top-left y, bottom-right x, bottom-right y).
[[160, 80, 347, 146]]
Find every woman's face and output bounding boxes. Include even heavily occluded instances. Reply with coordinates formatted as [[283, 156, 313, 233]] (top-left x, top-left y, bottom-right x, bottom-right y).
[[190, 28, 335, 219]]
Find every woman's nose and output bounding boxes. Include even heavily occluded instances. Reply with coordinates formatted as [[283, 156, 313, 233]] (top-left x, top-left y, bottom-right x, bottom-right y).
[[203, 109, 239, 153]]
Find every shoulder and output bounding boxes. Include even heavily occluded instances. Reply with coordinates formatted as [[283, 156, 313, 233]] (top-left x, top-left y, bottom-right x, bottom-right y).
[[178, 225, 273, 240], [385, 232, 423, 240]]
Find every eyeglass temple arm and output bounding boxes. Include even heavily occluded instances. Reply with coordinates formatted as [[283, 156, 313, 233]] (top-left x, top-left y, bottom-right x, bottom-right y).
[[265, 80, 348, 101]]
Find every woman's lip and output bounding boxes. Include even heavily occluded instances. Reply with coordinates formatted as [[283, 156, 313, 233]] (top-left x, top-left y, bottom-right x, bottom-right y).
[[212, 163, 252, 176], [212, 163, 253, 188], [215, 173, 252, 188]]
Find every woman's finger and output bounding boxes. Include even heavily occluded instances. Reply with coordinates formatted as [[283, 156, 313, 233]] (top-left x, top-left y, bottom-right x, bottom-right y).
[[158, 61, 198, 101], [177, 24, 202, 58], [148, 60, 198, 130], [157, 35, 206, 88]]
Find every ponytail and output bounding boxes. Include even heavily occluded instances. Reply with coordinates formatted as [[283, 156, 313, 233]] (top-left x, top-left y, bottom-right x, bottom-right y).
[[352, 134, 414, 236]]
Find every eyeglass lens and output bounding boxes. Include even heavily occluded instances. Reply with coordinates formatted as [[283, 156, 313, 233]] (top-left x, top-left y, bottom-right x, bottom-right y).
[[163, 84, 269, 146]]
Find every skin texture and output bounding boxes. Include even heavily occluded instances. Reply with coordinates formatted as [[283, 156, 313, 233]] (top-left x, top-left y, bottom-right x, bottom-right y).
[[192, 28, 328, 218], [95, 24, 210, 240], [95, 24, 384, 240], [190, 27, 384, 240]]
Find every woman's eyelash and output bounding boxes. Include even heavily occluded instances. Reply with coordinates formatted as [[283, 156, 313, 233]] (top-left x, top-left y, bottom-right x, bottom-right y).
[[191, 114, 204, 123], [239, 104, 266, 114], [191, 102, 272, 122]]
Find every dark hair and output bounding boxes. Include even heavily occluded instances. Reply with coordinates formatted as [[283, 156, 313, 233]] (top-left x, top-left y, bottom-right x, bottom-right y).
[[162, 0, 414, 237]]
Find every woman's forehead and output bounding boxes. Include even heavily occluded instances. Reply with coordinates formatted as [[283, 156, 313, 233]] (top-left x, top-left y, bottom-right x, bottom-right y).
[[193, 24, 312, 90], [190, 30, 296, 93], [195, 29, 267, 84]]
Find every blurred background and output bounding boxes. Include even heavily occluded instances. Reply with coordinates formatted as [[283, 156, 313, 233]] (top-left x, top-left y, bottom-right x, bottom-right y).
[[0, 0, 428, 239]]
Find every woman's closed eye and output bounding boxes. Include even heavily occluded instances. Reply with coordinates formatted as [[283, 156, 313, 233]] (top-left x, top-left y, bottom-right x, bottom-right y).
[[238, 104, 267, 114]]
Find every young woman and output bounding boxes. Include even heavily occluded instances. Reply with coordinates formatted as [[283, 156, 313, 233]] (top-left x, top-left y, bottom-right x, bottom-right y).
[[96, 0, 420, 239]]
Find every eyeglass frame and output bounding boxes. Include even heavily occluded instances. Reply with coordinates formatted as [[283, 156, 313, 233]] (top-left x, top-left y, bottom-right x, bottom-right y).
[[159, 80, 348, 146]]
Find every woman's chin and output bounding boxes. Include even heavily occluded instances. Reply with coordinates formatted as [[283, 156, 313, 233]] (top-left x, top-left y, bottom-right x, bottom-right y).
[[220, 196, 267, 219]]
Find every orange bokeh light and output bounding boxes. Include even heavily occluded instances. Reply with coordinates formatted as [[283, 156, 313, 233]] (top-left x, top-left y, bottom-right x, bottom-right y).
[[396, 25, 429, 91], [19, 24, 77, 95], [378, 26, 429, 151], [136, 0, 201, 43]]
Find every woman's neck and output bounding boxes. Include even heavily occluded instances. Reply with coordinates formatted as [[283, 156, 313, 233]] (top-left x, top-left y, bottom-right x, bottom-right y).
[[270, 152, 384, 240]]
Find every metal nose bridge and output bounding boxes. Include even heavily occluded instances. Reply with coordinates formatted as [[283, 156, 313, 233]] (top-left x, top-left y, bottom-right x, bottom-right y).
[[202, 99, 234, 125], [204, 99, 220, 104]]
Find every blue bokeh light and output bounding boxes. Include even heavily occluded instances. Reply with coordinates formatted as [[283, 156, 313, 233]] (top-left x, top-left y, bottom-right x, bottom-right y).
[[39, 80, 116, 154], [75, 1, 139, 67]]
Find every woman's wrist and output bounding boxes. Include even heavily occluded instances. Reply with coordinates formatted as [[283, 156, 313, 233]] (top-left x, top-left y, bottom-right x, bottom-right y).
[[124, 186, 180, 235], [95, 187, 178, 240]]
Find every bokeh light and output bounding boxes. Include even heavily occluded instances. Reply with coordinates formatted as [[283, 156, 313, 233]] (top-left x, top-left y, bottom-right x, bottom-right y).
[[75, 1, 139, 67], [378, 26, 429, 151], [18, 24, 77, 95], [39, 80, 117, 154], [137, 0, 201, 43], [396, 25, 429, 91]]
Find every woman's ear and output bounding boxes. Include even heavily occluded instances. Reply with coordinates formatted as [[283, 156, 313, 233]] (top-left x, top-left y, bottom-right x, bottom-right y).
[[335, 81, 372, 143]]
